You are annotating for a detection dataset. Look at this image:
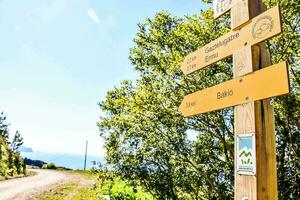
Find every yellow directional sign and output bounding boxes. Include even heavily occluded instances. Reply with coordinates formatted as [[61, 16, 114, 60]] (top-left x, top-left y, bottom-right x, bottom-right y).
[[179, 61, 289, 116], [181, 5, 281, 75], [214, 0, 240, 19]]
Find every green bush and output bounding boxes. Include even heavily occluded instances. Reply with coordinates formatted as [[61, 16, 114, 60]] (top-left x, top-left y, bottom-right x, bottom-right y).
[[111, 192, 135, 200], [42, 162, 57, 169], [98, 172, 154, 200]]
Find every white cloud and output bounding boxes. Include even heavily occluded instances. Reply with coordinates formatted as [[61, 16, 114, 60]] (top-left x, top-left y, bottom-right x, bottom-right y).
[[87, 9, 100, 25]]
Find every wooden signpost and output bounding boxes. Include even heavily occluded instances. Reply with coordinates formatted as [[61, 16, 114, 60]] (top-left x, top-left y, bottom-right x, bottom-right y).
[[179, 0, 289, 199]]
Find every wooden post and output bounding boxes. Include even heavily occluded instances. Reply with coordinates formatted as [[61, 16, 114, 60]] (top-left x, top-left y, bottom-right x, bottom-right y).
[[180, 1, 285, 198], [232, 1, 278, 199]]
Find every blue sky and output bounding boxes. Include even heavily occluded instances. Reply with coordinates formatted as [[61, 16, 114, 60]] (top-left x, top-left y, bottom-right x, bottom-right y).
[[0, 0, 208, 155]]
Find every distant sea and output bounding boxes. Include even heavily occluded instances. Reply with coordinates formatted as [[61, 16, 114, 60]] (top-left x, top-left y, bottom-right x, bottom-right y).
[[21, 151, 105, 170]]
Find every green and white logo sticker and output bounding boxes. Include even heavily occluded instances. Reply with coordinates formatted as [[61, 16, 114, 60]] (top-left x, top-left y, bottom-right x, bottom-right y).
[[237, 133, 256, 175]]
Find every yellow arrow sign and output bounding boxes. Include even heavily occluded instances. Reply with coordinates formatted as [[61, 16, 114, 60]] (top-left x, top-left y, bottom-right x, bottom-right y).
[[214, 0, 240, 19], [181, 5, 281, 75], [179, 61, 289, 117]]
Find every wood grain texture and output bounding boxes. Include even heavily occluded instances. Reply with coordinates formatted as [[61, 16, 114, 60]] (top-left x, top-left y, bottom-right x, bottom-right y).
[[233, 46, 253, 77], [255, 44, 279, 200], [179, 61, 289, 117], [234, 1, 279, 199], [214, 0, 241, 19], [181, 5, 281, 75], [231, 0, 250, 30]]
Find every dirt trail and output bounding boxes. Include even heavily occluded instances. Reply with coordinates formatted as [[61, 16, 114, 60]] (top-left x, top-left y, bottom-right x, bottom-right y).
[[0, 169, 68, 200]]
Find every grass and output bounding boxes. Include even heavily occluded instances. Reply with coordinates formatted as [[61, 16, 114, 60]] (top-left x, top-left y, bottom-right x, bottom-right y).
[[36, 170, 154, 200], [38, 182, 100, 200], [36, 170, 98, 200], [37, 180, 100, 200], [70, 187, 100, 200], [69, 169, 98, 179], [69, 175, 155, 200], [99, 176, 155, 200], [38, 182, 78, 200]]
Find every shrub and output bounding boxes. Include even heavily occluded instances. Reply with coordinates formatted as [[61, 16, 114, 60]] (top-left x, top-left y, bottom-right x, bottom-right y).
[[42, 162, 57, 169]]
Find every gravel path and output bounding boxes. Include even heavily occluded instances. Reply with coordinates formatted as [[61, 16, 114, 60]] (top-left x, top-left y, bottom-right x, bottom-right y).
[[0, 169, 68, 200]]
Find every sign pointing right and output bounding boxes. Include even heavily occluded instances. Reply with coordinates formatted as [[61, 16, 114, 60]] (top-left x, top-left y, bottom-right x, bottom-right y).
[[179, 61, 289, 117], [181, 5, 282, 75]]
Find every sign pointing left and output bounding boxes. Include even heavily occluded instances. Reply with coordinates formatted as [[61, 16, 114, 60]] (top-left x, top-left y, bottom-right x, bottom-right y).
[[179, 61, 289, 116]]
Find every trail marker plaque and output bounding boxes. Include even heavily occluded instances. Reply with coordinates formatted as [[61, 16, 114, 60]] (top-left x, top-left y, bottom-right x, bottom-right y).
[[237, 133, 256, 175]]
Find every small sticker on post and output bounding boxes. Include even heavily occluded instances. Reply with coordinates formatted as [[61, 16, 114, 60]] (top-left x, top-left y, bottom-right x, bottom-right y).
[[236, 133, 256, 175]]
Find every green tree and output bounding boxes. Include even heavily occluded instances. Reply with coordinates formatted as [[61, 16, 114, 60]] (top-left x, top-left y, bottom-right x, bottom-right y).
[[99, 0, 300, 199], [0, 112, 9, 141], [0, 113, 26, 177], [99, 10, 233, 199], [263, 1, 300, 198], [7, 149, 13, 173], [11, 131, 24, 152], [0, 112, 10, 177]]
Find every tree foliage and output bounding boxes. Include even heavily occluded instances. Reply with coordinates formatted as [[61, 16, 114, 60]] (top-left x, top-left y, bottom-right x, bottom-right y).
[[0, 112, 9, 141], [0, 112, 26, 177], [11, 131, 24, 152], [98, 0, 299, 199]]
